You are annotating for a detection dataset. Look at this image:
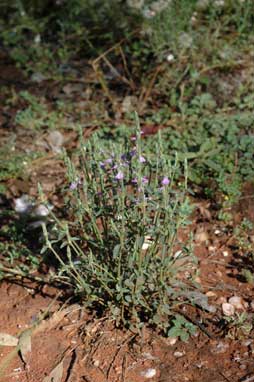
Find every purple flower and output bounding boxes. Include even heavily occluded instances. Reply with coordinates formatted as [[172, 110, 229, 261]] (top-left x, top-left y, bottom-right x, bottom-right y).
[[121, 153, 128, 161], [99, 161, 105, 168], [70, 180, 79, 190], [132, 177, 148, 185], [115, 171, 124, 180], [105, 158, 113, 164], [161, 177, 170, 186], [139, 155, 146, 163], [142, 176, 148, 184]]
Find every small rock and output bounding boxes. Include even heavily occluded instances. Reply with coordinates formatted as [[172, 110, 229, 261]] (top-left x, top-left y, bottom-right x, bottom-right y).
[[121, 96, 138, 114], [166, 53, 175, 62], [196, 0, 210, 11], [206, 291, 217, 297], [142, 236, 153, 250], [168, 337, 177, 346], [222, 251, 229, 257], [217, 296, 227, 304], [47, 130, 64, 153], [141, 368, 157, 379], [173, 351, 185, 358], [142, 353, 157, 360], [228, 296, 246, 311], [30, 72, 47, 83], [34, 204, 53, 218], [195, 228, 209, 243], [222, 302, 235, 316], [214, 229, 221, 235], [212, 341, 229, 354], [14, 195, 33, 214], [93, 360, 100, 367]]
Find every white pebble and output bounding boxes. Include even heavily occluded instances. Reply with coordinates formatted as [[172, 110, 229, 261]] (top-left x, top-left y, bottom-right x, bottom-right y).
[[196, 0, 210, 10], [206, 291, 217, 297], [214, 0, 224, 7], [34, 204, 52, 217], [173, 351, 185, 358], [222, 302, 235, 316], [213, 341, 229, 354], [142, 236, 153, 250], [222, 251, 229, 257], [166, 53, 175, 62], [195, 230, 209, 243], [174, 250, 182, 258], [141, 368, 157, 379], [168, 337, 177, 345], [228, 296, 245, 310], [14, 195, 33, 214]]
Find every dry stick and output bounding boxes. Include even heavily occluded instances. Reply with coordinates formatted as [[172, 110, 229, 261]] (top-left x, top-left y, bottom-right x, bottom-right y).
[[92, 30, 139, 66], [198, 60, 245, 76], [0, 264, 73, 287], [0, 264, 46, 283], [92, 61, 116, 110], [219, 371, 235, 382], [138, 64, 164, 112], [101, 54, 133, 88], [121, 354, 127, 382], [118, 46, 136, 91], [106, 334, 137, 380], [91, 29, 140, 110]]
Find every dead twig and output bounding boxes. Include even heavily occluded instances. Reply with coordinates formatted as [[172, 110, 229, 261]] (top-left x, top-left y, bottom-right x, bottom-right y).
[[92, 61, 116, 110], [118, 45, 136, 90], [106, 334, 137, 379], [138, 64, 164, 112], [121, 353, 127, 382]]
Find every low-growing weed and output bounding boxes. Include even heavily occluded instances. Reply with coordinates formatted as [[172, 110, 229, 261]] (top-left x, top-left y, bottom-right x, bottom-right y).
[[143, 99, 254, 217], [0, 212, 40, 280], [224, 312, 253, 340], [233, 219, 254, 283], [40, 121, 197, 335], [15, 91, 70, 131], [0, 138, 34, 193]]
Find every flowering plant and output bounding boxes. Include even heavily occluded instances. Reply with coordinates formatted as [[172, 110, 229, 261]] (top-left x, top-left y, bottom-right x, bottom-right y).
[[42, 120, 195, 334]]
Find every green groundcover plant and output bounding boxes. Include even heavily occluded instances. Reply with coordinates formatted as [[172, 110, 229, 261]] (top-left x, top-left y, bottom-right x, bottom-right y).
[[41, 119, 197, 336]]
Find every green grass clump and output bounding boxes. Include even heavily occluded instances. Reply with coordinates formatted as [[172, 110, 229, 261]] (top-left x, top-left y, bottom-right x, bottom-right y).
[[0, 209, 41, 281], [0, 142, 30, 194], [41, 121, 196, 335]]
